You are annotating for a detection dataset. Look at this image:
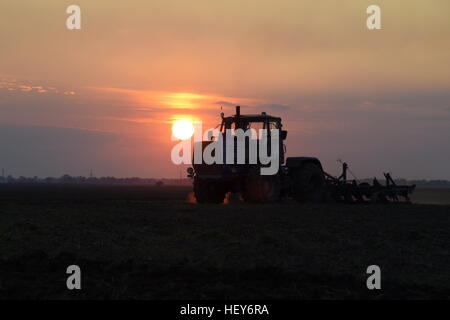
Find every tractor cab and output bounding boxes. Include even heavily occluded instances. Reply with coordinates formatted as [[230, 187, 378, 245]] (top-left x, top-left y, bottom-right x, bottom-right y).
[[216, 106, 287, 166], [219, 106, 287, 140]]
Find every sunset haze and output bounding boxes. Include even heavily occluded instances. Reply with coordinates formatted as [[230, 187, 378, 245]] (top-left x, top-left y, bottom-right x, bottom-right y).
[[1, 0, 449, 179]]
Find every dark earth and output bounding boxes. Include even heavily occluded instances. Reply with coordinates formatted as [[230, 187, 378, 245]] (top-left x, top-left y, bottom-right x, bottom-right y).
[[0, 184, 449, 299]]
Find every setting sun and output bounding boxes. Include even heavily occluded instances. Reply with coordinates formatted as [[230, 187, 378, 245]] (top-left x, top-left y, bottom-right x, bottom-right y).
[[172, 119, 194, 140]]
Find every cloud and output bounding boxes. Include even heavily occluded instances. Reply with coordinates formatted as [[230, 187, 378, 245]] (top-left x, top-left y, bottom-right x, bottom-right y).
[[0, 77, 76, 96], [213, 101, 292, 115], [214, 100, 236, 107]]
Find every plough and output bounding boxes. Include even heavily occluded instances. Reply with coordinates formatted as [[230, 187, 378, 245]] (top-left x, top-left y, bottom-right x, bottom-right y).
[[324, 162, 415, 203]]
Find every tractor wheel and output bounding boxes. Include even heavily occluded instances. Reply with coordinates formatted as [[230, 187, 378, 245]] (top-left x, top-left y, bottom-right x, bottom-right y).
[[291, 163, 325, 203], [193, 178, 227, 204], [243, 175, 280, 203]]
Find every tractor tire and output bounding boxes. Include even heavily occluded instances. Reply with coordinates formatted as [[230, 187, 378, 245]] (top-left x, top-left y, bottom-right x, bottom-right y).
[[193, 178, 227, 204], [291, 163, 325, 203], [243, 175, 280, 203]]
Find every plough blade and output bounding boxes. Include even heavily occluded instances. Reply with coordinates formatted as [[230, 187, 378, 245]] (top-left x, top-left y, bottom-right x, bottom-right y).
[[324, 163, 415, 204]]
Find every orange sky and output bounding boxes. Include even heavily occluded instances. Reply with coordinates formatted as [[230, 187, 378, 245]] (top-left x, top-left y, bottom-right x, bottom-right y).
[[0, 0, 450, 178]]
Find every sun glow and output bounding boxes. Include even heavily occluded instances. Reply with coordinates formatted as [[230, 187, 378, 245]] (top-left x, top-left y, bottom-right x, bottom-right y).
[[172, 119, 195, 140]]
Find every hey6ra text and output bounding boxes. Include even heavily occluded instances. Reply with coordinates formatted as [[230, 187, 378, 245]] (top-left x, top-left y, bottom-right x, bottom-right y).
[[180, 304, 269, 317]]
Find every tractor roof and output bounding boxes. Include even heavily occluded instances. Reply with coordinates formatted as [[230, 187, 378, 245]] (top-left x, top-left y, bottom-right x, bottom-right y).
[[223, 113, 281, 122]]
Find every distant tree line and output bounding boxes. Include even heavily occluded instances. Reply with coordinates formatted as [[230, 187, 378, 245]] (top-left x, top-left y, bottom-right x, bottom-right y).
[[0, 174, 192, 186], [358, 178, 450, 188], [0, 174, 449, 187]]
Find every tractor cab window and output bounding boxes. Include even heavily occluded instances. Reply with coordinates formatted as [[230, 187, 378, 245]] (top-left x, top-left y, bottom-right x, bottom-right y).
[[219, 118, 281, 138], [269, 122, 278, 129], [232, 121, 266, 139], [246, 122, 264, 139], [247, 121, 264, 131]]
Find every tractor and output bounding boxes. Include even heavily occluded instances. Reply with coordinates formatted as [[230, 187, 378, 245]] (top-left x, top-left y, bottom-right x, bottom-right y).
[[187, 106, 414, 204]]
